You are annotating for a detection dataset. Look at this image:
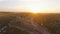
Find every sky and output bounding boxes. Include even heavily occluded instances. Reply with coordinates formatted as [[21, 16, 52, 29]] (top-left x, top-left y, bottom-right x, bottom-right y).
[[0, 0, 60, 13]]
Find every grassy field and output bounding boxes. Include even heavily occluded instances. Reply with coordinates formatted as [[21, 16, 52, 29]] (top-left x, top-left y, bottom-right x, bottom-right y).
[[0, 12, 60, 34]]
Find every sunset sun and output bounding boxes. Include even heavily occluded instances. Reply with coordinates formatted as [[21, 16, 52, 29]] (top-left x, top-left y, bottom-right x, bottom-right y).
[[26, 5, 48, 13], [24, 0, 49, 13]]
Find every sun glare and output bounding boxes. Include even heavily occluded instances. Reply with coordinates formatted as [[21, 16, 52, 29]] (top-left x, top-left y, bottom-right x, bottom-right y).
[[16, 0, 49, 13], [24, 0, 49, 13], [26, 6, 48, 13]]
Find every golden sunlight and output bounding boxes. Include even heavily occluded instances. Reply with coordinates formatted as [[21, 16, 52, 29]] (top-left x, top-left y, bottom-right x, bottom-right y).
[[16, 0, 49, 13], [26, 6, 49, 13]]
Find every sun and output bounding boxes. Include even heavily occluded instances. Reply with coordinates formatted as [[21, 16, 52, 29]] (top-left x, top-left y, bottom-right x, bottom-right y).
[[18, 0, 49, 13], [26, 6, 48, 13], [31, 11, 40, 13], [28, 6, 41, 13]]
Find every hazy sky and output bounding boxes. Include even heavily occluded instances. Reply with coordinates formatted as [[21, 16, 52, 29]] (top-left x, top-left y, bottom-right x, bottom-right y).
[[0, 0, 60, 13]]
